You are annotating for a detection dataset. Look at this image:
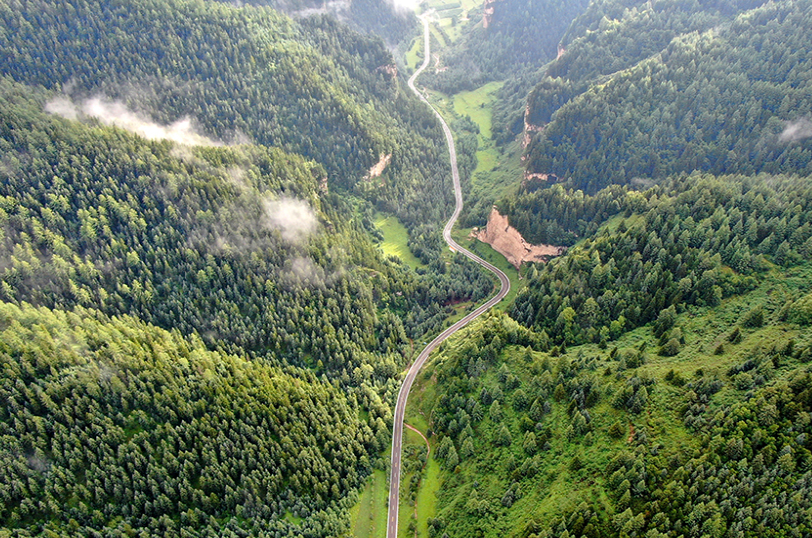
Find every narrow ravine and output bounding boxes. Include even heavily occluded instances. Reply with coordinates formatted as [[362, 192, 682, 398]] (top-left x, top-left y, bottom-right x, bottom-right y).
[[386, 16, 511, 538]]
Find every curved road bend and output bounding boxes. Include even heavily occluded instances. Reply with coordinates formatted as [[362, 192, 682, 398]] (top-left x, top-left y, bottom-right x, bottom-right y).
[[386, 16, 511, 538]]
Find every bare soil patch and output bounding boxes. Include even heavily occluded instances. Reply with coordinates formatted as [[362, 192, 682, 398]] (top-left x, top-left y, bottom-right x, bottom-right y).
[[473, 207, 565, 269]]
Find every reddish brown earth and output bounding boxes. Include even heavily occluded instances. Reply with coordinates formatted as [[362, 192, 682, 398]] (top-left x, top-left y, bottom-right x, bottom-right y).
[[474, 207, 565, 269], [364, 153, 392, 181]]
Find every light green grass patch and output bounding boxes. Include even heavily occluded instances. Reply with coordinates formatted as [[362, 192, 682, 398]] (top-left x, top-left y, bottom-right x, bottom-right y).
[[416, 458, 441, 537], [459, 0, 479, 8], [374, 213, 425, 270], [471, 140, 525, 204], [349, 469, 388, 538], [398, 426, 435, 538], [405, 35, 423, 71], [406, 414, 430, 436], [451, 82, 525, 205], [453, 81, 503, 143], [283, 511, 303, 526]]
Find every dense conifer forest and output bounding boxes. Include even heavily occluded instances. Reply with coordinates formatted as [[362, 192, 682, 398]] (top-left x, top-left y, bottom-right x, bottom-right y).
[[523, 0, 812, 191], [0, 1, 492, 532], [0, 0, 445, 228], [391, 0, 812, 535], [422, 0, 589, 94], [407, 172, 812, 537], [2, 0, 812, 535]]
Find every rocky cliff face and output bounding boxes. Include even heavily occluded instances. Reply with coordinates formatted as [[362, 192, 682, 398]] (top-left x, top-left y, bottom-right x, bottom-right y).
[[474, 207, 565, 268], [522, 102, 545, 148], [482, 0, 498, 28], [363, 153, 392, 184]]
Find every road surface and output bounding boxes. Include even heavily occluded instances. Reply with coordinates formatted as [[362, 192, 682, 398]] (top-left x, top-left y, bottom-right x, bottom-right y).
[[386, 16, 512, 538]]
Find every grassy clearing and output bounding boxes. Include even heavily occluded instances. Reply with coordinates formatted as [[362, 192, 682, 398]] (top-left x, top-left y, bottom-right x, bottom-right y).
[[349, 469, 388, 538], [422, 0, 483, 43], [397, 425, 438, 538], [402, 372, 441, 538], [458, 0, 481, 9], [405, 34, 423, 71], [374, 213, 425, 270], [415, 458, 441, 537], [470, 140, 525, 205], [453, 81, 503, 142], [429, 81, 524, 211], [283, 511, 303, 526], [452, 81, 524, 206]]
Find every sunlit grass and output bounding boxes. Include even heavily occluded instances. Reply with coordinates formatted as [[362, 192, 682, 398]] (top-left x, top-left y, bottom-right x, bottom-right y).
[[415, 459, 441, 537], [453, 81, 503, 142], [405, 35, 423, 71], [374, 213, 425, 270], [349, 469, 389, 538]]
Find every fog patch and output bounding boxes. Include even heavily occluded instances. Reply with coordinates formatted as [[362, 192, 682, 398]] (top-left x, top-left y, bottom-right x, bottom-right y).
[[26, 452, 51, 474], [390, 0, 419, 11], [283, 256, 325, 287], [229, 130, 253, 146], [44, 95, 79, 120], [779, 117, 812, 143], [45, 96, 220, 147], [263, 197, 318, 244]]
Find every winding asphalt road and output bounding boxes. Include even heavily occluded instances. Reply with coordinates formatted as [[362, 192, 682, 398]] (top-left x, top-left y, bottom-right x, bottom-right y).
[[386, 16, 511, 538]]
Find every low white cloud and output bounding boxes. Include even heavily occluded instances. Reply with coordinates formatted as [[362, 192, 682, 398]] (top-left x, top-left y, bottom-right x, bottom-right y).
[[779, 117, 812, 143], [45, 96, 219, 147], [44, 96, 79, 120], [263, 197, 318, 244], [390, 0, 419, 10], [280, 256, 329, 289]]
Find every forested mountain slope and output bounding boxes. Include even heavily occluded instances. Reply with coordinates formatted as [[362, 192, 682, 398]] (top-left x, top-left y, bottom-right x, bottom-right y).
[[212, 0, 418, 46], [424, 0, 589, 94], [0, 302, 378, 536], [407, 172, 812, 537], [0, 45, 495, 538], [523, 0, 812, 192], [0, 78, 495, 378], [510, 173, 812, 346], [0, 0, 445, 227]]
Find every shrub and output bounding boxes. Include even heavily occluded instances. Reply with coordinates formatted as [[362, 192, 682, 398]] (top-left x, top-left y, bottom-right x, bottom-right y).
[[788, 293, 812, 325], [660, 338, 682, 356], [741, 306, 765, 328], [664, 369, 686, 386]]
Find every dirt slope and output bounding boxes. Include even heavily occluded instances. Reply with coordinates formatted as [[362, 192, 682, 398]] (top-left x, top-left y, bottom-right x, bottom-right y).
[[474, 207, 565, 268]]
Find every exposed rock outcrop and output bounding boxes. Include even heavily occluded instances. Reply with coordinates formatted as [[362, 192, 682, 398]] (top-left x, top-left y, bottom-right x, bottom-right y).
[[482, 0, 499, 28], [473, 207, 565, 269], [376, 64, 398, 79], [363, 153, 392, 182], [522, 102, 545, 148]]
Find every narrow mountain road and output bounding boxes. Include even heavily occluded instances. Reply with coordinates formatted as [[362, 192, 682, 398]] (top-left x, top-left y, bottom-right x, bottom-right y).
[[386, 16, 511, 538]]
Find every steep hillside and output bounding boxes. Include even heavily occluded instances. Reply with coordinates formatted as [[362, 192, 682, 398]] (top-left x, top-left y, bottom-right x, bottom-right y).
[[0, 0, 445, 227], [511, 174, 812, 345], [423, 0, 589, 94], [0, 302, 377, 536], [523, 0, 812, 192], [0, 78, 495, 378], [403, 171, 812, 537], [408, 300, 812, 537], [0, 54, 497, 538], [236, 0, 419, 46]]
